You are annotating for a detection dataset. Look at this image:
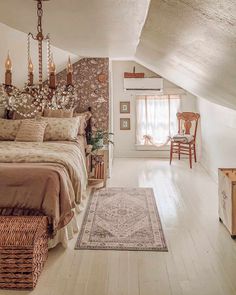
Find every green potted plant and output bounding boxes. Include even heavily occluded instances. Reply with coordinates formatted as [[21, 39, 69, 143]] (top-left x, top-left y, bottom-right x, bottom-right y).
[[88, 130, 114, 151]]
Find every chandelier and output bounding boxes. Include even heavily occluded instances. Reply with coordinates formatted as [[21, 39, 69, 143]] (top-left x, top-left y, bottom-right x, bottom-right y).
[[0, 0, 78, 118]]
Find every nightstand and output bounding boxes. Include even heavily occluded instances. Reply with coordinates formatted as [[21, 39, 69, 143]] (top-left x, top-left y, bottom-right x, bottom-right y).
[[87, 147, 108, 187]]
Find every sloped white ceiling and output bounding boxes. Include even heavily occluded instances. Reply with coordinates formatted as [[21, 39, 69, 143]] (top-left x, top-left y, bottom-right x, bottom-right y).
[[0, 0, 150, 58], [135, 0, 236, 110], [0, 0, 236, 110]]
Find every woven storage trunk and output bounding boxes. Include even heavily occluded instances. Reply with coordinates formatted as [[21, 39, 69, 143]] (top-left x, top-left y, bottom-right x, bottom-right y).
[[0, 216, 48, 290]]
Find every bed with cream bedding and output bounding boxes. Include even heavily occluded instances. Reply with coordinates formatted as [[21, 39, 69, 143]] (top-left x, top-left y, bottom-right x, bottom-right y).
[[0, 139, 88, 247]]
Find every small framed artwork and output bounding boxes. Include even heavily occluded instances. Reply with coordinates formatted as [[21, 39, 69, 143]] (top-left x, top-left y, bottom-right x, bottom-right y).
[[120, 118, 131, 130], [120, 101, 130, 114]]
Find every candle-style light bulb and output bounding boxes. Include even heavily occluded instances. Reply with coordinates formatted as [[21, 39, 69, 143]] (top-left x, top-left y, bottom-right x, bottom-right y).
[[66, 56, 73, 86], [5, 52, 12, 71], [49, 55, 56, 73], [28, 57, 34, 86], [49, 54, 57, 89], [67, 56, 73, 73], [5, 51, 12, 86], [28, 57, 34, 73]]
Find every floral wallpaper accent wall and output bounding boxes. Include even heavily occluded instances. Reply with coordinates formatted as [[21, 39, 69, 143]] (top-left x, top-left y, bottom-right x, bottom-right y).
[[56, 58, 109, 131]]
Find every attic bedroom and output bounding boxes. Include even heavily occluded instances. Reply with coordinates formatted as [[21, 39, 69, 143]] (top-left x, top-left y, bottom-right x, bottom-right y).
[[0, 0, 235, 294]]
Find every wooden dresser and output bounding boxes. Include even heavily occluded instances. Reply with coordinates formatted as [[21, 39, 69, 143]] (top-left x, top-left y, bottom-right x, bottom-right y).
[[218, 168, 236, 238]]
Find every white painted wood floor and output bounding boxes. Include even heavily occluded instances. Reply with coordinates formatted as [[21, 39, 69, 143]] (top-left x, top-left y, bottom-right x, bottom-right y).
[[2, 158, 236, 295]]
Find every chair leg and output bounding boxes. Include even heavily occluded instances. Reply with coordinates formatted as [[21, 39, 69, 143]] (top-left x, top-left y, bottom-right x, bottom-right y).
[[170, 142, 173, 165], [189, 145, 192, 169], [194, 144, 197, 162], [178, 143, 180, 160]]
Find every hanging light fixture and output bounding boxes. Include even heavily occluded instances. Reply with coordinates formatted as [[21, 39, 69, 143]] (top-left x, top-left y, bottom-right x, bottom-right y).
[[0, 0, 78, 118]]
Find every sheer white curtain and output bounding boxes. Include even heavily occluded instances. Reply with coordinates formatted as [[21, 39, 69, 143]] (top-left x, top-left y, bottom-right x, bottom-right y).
[[136, 95, 180, 146]]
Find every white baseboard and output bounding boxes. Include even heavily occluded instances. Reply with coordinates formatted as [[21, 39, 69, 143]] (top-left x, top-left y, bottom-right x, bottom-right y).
[[200, 152, 218, 183], [114, 150, 170, 158]]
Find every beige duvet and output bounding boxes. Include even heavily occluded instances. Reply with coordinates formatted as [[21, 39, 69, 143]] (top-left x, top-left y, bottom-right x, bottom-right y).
[[0, 140, 87, 235]]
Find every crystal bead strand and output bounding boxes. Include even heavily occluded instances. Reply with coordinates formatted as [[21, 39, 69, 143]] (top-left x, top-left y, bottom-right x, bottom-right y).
[[27, 34, 31, 85], [47, 35, 51, 82]]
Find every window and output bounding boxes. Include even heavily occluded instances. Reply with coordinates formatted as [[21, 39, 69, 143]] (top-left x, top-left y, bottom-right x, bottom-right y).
[[136, 94, 181, 147]]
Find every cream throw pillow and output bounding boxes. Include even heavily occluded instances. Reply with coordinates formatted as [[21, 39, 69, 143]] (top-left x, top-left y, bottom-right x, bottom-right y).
[[74, 111, 92, 135], [42, 117, 80, 141], [13, 111, 41, 120], [15, 119, 47, 142], [76, 116, 87, 135], [0, 119, 22, 140], [43, 108, 73, 118], [74, 111, 92, 121]]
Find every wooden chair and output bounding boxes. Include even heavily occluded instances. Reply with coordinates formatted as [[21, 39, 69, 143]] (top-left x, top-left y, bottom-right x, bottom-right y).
[[170, 112, 200, 168]]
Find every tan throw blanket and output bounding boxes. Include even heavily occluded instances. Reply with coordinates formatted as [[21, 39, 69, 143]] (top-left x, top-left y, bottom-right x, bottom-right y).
[[0, 141, 88, 235]]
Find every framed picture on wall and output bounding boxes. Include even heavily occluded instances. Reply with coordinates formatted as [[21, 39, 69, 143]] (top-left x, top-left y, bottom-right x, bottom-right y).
[[120, 118, 131, 130], [120, 101, 130, 114]]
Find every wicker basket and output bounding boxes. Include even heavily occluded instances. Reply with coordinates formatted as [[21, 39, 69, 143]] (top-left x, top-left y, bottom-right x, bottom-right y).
[[0, 216, 48, 290]]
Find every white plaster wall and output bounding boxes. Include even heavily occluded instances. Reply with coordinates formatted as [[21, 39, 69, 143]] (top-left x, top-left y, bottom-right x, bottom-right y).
[[112, 61, 197, 158], [0, 23, 77, 88], [197, 97, 236, 182]]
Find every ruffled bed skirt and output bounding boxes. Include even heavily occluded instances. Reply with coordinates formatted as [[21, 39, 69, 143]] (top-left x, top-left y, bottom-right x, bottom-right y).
[[48, 193, 87, 249], [48, 211, 79, 248]]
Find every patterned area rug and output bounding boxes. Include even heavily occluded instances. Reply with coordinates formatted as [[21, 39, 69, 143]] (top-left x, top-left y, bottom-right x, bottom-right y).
[[75, 187, 168, 251]]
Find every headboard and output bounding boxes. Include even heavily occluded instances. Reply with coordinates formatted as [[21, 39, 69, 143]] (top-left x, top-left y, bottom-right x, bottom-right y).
[[85, 107, 92, 144]]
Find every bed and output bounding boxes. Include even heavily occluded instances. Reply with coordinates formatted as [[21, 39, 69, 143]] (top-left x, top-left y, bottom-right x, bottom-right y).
[[0, 111, 91, 248]]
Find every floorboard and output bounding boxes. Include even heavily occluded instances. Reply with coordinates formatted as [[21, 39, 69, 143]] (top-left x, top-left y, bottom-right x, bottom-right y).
[[1, 158, 236, 295]]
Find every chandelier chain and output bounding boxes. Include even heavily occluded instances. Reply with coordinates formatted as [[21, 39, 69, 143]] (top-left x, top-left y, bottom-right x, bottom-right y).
[[37, 0, 43, 34], [37, 0, 44, 86], [38, 40, 43, 85]]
